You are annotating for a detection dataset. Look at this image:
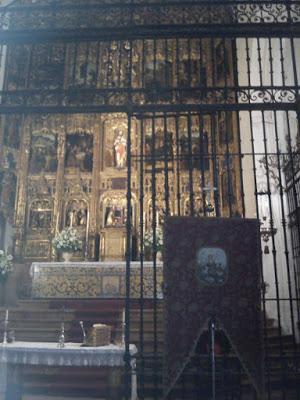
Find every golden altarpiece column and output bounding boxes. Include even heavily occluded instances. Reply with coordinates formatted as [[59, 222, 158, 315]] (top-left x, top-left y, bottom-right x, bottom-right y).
[[0, 38, 243, 262]]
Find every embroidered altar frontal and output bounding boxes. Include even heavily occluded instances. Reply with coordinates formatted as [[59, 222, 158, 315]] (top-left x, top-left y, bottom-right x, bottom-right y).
[[163, 217, 264, 399], [30, 262, 163, 299]]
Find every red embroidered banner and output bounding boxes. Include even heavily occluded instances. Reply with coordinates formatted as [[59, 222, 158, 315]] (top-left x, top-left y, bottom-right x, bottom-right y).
[[163, 217, 264, 399]]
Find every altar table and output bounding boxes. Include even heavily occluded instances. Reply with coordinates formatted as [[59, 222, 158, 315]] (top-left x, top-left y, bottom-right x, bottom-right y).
[[0, 342, 137, 400], [30, 261, 163, 299]]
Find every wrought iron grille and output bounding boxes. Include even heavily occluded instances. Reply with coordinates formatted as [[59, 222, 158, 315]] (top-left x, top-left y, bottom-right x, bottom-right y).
[[0, 1, 300, 399]]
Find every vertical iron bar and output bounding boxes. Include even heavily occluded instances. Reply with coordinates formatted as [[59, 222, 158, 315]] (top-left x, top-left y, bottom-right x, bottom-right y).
[[232, 38, 246, 217], [83, 42, 90, 87], [187, 112, 194, 216], [163, 113, 170, 217], [118, 41, 122, 87], [175, 114, 181, 216], [125, 113, 132, 400], [222, 39, 233, 217], [141, 39, 145, 89], [224, 110, 233, 217], [94, 41, 101, 88], [151, 114, 158, 400], [71, 42, 78, 87], [187, 38, 192, 88], [199, 113, 207, 216], [106, 42, 112, 88], [210, 317, 216, 400], [211, 113, 220, 217], [139, 116, 145, 399], [164, 39, 168, 88]]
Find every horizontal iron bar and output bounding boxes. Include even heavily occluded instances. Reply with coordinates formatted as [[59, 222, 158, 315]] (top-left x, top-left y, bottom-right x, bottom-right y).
[[0, 24, 299, 44], [1, 1, 299, 12], [0, 85, 298, 96], [0, 103, 296, 114]]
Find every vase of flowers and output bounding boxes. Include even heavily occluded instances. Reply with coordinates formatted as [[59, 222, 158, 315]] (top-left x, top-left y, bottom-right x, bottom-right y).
[[52, 227, 82, 262], [144, 228, 163, 261], [0, 250, 13, 305]]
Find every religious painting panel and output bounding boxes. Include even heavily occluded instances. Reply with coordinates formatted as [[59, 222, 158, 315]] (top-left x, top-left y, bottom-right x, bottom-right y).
[[28, 199, 52, 231], [215, 39, 231, 83], [29, 130, 58, 174], [6, 45, 30, 90], [29, 44, 65, 89], [177, 39, 206, 88], [178, 115, 210, 171], [0, 172, 17, 221], [218, 111, 233, 145], [3, 115, 22, 149], [24, 240, 51, 260], [142, 117, 174, 172], [65, 132, 93, 172], [221, 161, 237, 213], [144, 39, 173, 102], [66, 43, 98, 88]]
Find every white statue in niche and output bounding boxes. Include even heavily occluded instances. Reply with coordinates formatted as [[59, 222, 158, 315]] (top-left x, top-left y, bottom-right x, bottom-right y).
[[114, 129, 127, 169], [66, 201, 88, 228]]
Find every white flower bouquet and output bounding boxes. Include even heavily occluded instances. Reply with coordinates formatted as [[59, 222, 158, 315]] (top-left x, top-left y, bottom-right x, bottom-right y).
[[0, 250, 13, 282], [52, 227, 82, 252], [144, 228, 163, 252]]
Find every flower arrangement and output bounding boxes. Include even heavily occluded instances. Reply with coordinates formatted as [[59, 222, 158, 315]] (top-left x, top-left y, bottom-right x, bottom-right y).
[[52, 227, 82, 252], [144, 228, 163, 252], [0, 250, 13, 282]]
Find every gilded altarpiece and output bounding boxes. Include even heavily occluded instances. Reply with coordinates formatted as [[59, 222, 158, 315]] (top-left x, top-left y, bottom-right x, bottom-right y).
[[1, 37, 243, 262]]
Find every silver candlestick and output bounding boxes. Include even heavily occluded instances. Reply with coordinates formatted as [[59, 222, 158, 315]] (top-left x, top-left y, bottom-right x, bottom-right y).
[[2, 309, 8, 345], [58, 322, 65, 348], [79, 321, 87, 346]]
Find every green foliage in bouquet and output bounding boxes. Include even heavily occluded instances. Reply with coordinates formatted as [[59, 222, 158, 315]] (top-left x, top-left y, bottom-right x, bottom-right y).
[[0, 250, 13, 282], [52, 227, 82, 252]]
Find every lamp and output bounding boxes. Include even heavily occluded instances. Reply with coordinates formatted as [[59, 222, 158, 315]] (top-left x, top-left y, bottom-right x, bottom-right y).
[[260, 216, 277, 254]]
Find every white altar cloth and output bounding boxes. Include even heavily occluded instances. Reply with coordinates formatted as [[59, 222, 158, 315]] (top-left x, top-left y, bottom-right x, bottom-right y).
[[0, 342, 137, 367]]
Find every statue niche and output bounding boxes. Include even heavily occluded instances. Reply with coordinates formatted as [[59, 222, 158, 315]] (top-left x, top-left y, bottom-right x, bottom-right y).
[[29, 130, 58, 174], [65, 200, 88, 228], [65, 132, 93, 172], [28, 199, 52, 231], [100, 195, 135, 261], [104, 196, 127, 227]]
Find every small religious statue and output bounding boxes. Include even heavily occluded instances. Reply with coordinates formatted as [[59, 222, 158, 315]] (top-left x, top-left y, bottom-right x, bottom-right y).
[[76, 207, 87, 226], [114, 130, 127, 169]]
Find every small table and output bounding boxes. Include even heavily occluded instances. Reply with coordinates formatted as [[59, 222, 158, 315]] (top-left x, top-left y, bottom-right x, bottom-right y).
[[0, 342, 137, 400]]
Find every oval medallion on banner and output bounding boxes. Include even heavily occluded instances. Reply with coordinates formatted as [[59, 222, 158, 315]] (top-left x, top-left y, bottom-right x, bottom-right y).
[[196, 247, 228, 286]]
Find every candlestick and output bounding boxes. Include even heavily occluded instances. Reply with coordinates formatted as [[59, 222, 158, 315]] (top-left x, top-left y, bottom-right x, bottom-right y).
[[122, 309, 125, 346], [2, 309, 8, 345]]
